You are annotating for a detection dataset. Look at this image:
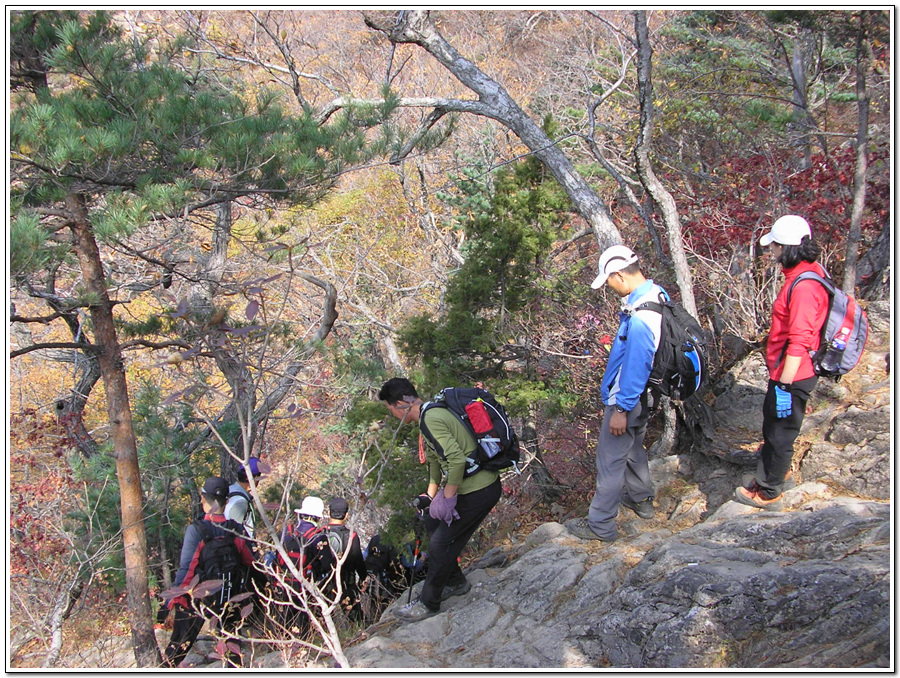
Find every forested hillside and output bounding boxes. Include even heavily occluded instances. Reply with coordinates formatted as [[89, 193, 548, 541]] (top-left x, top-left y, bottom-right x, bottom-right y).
[[7, 9, 891, 668]]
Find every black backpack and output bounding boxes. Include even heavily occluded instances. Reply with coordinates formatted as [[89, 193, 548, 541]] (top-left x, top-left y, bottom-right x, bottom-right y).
[[635, 293, 708, 402], [420, 387, 521, 477], [299, 526, 336, 584], [193, 519, 249, 611]]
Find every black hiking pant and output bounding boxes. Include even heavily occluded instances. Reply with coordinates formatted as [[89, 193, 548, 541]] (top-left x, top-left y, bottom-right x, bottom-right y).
[[163, 602, 243, 668], [419, 477, 501, 611], [756, 376, 817, 499]]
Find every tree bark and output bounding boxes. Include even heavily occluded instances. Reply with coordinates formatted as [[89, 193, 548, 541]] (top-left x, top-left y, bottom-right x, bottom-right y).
[[42, 579, 84, 668], [856, 218, 890, 301], [843, 11, 870, 295], [66, 192, 161, 667], [520, 401, 562, 503], [364, 10, 622, 250], [790, 38, 812, 169], [632, 11, 698, 317]]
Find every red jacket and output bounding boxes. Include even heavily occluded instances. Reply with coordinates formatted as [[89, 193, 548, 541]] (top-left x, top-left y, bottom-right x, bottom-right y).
[[766, 260, 830, 382]]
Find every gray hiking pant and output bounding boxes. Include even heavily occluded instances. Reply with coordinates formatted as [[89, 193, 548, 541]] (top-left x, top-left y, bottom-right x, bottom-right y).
[[587, 396, 654, 540]]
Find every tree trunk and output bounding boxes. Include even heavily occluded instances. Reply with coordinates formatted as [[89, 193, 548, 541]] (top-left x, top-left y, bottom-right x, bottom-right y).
[[632, 11, 698, 317], [520, 402, 563, 503], [364, 10, 623, 250], [843, 11, 870, 295], [856, 218, 890, 301], [647, 396, 677, 459], [790, 38, 812, 169], [42, 579, 84, 668], [67, 193, 161, 667]]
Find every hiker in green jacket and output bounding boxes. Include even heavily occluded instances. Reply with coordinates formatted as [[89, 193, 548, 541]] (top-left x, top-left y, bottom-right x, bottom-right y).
[[379, 377, 501, 623]]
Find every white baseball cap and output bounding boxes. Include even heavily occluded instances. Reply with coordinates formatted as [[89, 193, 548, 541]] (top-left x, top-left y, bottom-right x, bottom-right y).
[[591, 245, 639, 289], [295, 496, 325, 519], [759, 215, 812, 247]]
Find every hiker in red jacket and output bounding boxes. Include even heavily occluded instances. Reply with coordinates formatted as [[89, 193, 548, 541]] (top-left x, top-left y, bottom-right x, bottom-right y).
[[735, 215, 829, 511], [163, 477, 260, 668]]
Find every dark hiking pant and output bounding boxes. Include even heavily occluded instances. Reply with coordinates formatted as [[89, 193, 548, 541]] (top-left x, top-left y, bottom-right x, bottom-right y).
[[163, 602, 243, 668], [756, 376, 817, 499], [587, 393, 653, 541], [419, 478, 502, 611]]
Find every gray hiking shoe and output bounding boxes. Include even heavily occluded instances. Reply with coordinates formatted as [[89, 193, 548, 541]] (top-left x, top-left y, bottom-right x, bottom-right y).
[[441, 579, 472, 601], [621, 495, 655, 520], [734, 486, 783, 512], [564, 518, 615, 542], [393, 599, 440, 623]]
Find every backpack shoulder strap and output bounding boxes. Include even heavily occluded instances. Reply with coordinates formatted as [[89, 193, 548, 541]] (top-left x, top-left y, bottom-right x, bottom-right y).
[[786, 270, 835, 304], [301, 525, 325, 546], [221, 518, 245, 536], [634, 289, 670, 314], [418, 401, 446, 457], [635, 300, 663, 315], [226, 488, 252, 522], [193, 518, 214, 543]]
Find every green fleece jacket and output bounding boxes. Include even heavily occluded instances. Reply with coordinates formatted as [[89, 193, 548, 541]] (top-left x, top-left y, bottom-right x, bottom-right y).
[[420, 406, 500, 494]]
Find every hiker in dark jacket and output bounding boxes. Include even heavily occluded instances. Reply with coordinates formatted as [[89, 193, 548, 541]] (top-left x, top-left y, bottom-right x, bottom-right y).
[[320, 497, 368, 621], [379, 377, 501, 623], [364, 534, 409, 598], [735, 216, 829, 510], [163, 477, 260, 668]]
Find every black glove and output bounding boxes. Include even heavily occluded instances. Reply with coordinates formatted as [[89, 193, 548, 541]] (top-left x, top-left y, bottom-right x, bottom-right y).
[[412, 493, 432, 516]]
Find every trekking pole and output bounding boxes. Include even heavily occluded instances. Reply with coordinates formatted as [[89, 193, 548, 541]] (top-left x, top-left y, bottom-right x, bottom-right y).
[[406, 539, 420, 605], [406, 514, 424, 605]]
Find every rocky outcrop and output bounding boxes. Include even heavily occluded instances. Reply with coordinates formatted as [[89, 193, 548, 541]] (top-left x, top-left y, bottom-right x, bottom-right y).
[[346, 487, 889, 669]]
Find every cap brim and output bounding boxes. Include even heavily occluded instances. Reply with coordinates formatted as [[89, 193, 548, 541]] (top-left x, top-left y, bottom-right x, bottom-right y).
[[759, 231, 776, 246], [590, 273, 608, 289]]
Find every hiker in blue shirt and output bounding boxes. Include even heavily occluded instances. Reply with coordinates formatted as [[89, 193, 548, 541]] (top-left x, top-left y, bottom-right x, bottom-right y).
[[566, 245, 663, 542]]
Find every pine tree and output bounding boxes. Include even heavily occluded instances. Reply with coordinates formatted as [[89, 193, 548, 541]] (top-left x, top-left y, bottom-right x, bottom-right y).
[[10, 10, 370, 665]]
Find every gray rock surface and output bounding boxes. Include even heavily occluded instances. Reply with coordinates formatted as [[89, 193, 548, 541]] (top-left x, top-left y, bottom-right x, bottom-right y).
[[345, 490, 889, 669]]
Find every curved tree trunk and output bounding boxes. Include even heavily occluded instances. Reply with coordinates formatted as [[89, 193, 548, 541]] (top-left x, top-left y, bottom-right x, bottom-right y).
[[67, 192, 161, 667], [364, 10, 622, 251], [633, 10, 698, 318]]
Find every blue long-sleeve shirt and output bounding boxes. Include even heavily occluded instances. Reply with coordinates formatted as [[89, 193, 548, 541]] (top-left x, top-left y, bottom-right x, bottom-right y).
[[600, 280, 666, 411]]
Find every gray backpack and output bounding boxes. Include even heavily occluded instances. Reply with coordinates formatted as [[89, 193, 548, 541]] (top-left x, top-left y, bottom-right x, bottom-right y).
[[786, 271, 869, 380]]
